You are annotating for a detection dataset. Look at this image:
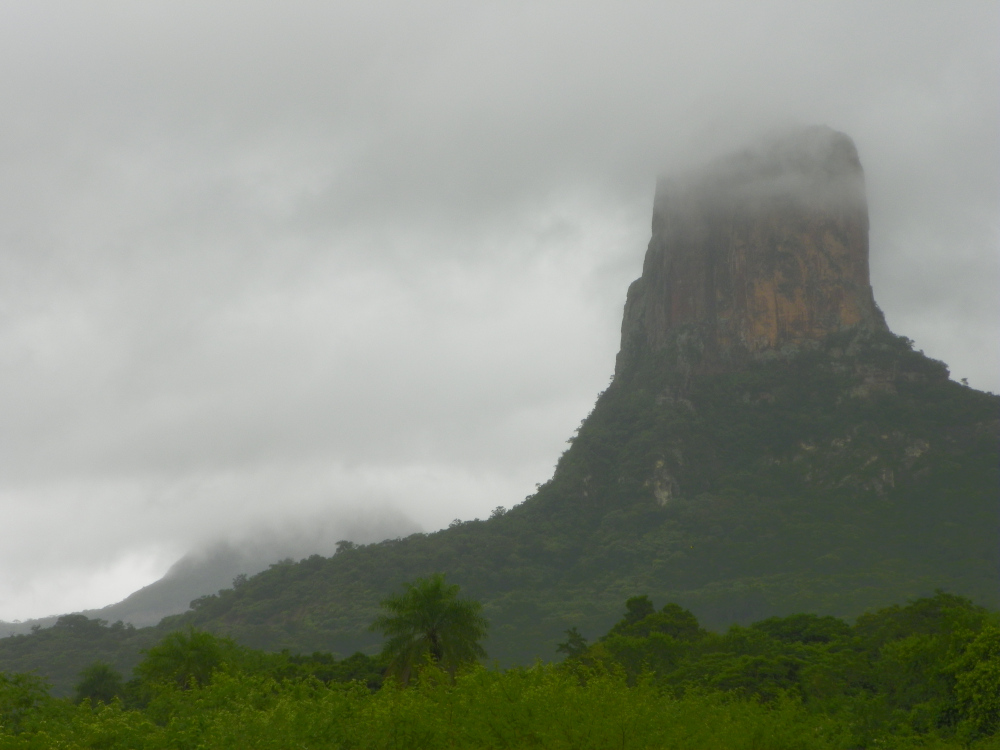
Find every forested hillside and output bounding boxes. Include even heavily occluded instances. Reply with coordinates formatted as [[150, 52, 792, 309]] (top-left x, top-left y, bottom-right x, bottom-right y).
[[3, 327, 994, 690], [165, 328, 997, 662]]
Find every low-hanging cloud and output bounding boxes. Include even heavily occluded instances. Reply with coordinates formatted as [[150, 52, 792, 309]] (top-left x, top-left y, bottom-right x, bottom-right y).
[[0, 0, 996, 620]]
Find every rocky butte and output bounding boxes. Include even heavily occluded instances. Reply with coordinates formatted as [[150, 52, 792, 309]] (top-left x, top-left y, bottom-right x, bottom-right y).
[[617, 126, 887, 375], [3, 126, 997, 692]]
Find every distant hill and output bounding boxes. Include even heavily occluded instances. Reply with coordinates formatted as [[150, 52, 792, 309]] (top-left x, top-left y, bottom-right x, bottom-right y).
[[1, 512, 420, 636], [0, 546, 270, 639], [3, 127, 996, 693]]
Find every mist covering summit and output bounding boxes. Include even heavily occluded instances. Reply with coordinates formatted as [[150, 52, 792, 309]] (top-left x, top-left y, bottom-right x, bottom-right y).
[[618, 125, 886, 376], [2, 126, 995, 688]]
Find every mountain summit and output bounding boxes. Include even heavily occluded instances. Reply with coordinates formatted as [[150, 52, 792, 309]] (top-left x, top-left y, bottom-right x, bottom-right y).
[[618, 127, 885, 376], [3, 128, 996, 692]]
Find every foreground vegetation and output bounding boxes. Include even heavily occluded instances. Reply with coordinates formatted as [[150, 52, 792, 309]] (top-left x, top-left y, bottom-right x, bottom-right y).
[[2, 590, 998, 749], [0, 667, 860, 750]]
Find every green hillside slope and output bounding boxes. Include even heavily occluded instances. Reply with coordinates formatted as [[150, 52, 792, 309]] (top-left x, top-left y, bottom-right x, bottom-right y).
[[167, 328, 995, 662], [2, 328, 996, 693]]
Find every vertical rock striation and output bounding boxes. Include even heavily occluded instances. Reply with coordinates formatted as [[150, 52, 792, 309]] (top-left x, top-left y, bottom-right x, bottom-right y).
[[616, 126, 887, 376]]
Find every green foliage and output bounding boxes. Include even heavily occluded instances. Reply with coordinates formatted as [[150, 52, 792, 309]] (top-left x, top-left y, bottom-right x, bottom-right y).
[[621, 595, 655, 625], [0, 662, 853, 749], [606, 600, 706, 641], [74, 661, 124, 706], [134, 628, 234, 690], [555, 627, 588, 659], [278, 651, 385, 691], [750, 613, 850, 644], [950, 625, 1000, 740], [575, 592, 1000, 746], [1, 594, 1000, 748], [0, 615, 152, 697], [370, 574, 488, 683], [0, 671, 50, 735]]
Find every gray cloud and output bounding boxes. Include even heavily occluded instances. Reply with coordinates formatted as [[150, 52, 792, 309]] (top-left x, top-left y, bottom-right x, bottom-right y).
[[0, 0, 996, 619]]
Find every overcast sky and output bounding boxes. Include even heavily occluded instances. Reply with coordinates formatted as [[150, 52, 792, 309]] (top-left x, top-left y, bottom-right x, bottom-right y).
[[0, 1, 996, 621]]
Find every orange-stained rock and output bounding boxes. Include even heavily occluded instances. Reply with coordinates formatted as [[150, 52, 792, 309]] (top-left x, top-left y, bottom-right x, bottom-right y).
[[616, 126, 887, 376]]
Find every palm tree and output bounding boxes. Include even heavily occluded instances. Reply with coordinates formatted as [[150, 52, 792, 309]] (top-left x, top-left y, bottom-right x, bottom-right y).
[[370, 573, 488, 684]]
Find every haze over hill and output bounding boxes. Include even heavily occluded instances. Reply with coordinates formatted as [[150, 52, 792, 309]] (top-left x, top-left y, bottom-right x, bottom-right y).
[[618, 126, 884, 370], [0, 2, 996, 625], [2, 127, 995, 695], [2, 508, 419, 635]]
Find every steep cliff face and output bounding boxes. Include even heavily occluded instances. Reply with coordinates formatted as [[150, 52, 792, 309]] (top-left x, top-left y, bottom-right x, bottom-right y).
[[617, 127, 887, 376]]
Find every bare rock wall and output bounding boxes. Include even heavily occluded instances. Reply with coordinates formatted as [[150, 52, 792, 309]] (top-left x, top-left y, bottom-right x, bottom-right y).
[[617, 126, 887, 376]]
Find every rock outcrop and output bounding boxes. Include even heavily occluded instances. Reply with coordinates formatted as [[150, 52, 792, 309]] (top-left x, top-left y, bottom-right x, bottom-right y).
[[6, 126, 996, 692], [616, 126, 887, 376]]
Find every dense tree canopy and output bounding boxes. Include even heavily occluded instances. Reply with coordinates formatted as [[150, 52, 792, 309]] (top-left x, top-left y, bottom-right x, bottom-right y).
[[1, 592, 999, 748], [73, 662, 124, 706], [134, 628, 234, 689]]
